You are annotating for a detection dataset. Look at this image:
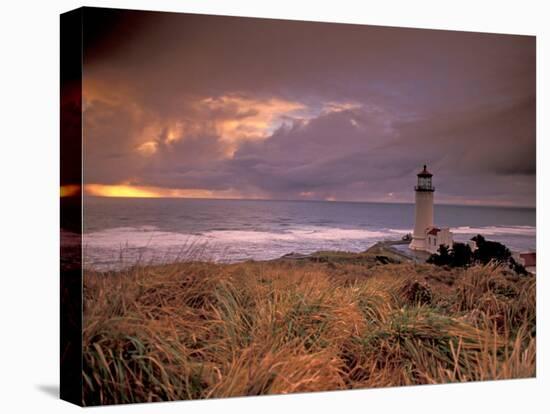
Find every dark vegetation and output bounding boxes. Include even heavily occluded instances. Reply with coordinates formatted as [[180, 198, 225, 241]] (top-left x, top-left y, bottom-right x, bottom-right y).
[[427, 235, 528, 275]]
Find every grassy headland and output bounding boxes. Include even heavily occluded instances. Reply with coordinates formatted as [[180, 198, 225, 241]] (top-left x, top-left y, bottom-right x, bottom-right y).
[[82, 249, 535, 405]]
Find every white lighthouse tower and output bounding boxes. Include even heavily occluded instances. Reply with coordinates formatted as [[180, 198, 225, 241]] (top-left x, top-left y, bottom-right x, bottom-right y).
[[409, 165, 435, 250]]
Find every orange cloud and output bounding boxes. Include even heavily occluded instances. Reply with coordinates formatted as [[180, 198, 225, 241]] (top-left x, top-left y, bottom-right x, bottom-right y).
[[84, 77, 310, 160], [136, 140, 158, 156], [201, 95, 306, 155], [129, 95, 308, 159], [323, 101, 362, 113]]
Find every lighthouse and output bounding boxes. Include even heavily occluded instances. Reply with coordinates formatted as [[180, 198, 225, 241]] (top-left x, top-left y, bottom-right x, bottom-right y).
[[409, 165, 435, 250]]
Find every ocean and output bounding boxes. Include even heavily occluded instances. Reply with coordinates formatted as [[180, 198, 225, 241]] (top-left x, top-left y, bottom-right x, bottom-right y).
[[80, 197, 536, 269]]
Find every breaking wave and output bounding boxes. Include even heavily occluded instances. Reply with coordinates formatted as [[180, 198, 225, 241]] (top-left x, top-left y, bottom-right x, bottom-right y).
[[82, 224, 535, 270], [83, 225, 404, 269], [450, 225, 536, 236]]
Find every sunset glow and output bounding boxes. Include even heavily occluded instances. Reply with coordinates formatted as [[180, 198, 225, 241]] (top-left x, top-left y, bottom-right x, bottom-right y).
[[85, 184, 236, 199]]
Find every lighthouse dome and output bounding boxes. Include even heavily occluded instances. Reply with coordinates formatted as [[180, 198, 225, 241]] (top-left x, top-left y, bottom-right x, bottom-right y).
[[417, 164, 433, 177]]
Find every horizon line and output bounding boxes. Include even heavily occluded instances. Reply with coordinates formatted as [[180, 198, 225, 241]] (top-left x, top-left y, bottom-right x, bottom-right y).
[[82, 194, 535, 209]]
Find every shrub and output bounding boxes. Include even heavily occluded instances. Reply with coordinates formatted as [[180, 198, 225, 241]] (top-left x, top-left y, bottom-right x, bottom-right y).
[[471, 234, 511, 265], [399, 279, 433, 305], [428, 236, 527, 276], [427, 245, 451, 266], [428, 242, 472, 268], [450, 242, 473, 268]]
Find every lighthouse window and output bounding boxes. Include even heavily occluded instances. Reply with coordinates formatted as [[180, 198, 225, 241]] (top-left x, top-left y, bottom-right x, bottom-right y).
[[417, 176, 433, 190]]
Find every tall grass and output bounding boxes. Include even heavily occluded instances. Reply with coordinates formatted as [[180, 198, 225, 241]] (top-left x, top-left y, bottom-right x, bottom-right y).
[[83, 258, 535, 405]]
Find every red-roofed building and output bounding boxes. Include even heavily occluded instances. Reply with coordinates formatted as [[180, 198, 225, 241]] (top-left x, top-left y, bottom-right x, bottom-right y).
[[427, 227, 441, 236], [425, 226, 453, 254]]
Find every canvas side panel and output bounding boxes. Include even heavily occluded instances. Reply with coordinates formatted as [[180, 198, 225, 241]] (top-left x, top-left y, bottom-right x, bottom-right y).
[[60, 7, 83, 406]]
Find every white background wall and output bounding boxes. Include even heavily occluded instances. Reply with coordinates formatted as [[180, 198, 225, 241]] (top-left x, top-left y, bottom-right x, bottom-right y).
[[0, 0, 548, 413]]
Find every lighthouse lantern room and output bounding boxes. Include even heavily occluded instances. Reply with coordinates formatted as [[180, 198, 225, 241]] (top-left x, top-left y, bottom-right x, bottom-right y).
[[415, 166, 434, 191]]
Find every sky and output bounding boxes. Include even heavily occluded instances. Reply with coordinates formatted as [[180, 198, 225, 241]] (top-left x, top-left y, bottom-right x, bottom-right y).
[[81, 8, 536, 207]]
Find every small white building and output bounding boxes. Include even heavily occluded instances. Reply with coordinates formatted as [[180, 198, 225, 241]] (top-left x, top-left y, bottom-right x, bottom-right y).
[[425, 227, 453, 254], [409, 165, 454, 253]]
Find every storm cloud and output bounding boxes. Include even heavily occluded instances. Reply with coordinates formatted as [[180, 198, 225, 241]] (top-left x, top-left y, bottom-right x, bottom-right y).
[[82, 8, 535, 206]]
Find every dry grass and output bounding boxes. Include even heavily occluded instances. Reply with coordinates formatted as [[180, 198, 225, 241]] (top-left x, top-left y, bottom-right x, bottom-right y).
[[82, 256, 536, 405]]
